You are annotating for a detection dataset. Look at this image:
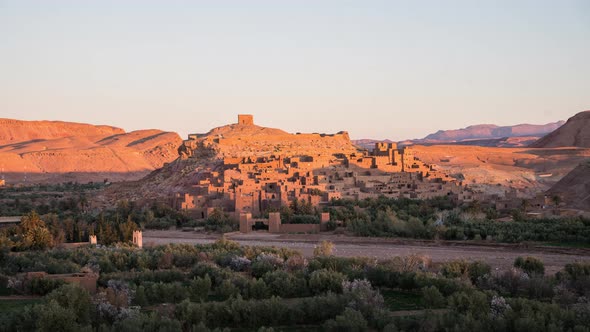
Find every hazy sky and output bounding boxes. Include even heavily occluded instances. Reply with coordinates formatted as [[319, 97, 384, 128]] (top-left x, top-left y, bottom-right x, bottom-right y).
[[1, 0, 589, 140]]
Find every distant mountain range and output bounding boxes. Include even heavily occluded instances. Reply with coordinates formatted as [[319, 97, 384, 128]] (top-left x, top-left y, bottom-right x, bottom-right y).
[[353, 120, 565, 149]]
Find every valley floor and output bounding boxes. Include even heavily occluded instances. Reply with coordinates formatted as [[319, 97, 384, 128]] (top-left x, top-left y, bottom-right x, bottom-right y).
[[143, 230, 590, 275]]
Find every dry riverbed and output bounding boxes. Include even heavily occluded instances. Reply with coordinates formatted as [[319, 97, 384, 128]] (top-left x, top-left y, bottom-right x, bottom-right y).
[[144, 230, 590, 274]]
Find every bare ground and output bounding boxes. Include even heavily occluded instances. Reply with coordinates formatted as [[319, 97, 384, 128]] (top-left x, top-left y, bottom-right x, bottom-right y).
[[144, 230, 590, 275]]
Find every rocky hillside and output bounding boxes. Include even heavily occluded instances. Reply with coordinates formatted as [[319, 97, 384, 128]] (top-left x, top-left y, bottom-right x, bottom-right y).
[[547, 161, 590, 211], [0, 119, 182, 184], [530, 111, 590, 148], [179, 121, 358, 159]]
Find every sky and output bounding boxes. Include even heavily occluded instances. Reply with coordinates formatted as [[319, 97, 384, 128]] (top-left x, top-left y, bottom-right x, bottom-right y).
[[0, 0, 589, 140]]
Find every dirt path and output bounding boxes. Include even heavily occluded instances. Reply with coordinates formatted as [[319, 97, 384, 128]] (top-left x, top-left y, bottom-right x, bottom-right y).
[[144, 230, 590, 274]]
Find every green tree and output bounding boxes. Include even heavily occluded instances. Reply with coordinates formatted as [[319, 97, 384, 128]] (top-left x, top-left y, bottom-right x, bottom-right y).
[[309, 269, 346, 294], [323, 308, 368, 332], [45, 284, 92, 326], [190, 274, 212, 302], [119, 216, 138, 243], [422, 286, 445, 308], [218, 280, 239, 300], [468, 261, 492, 284], [134, 285, 148, 307], [249, 278, 270, 299], [36, 300, 81, 332], [19, 212, 53, 250]]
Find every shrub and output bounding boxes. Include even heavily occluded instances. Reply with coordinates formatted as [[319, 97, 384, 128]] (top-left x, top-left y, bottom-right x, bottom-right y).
[[441, 260, 469, 279], [342, 279, 384, 319], [37, 300, 82, 332], [514, 256, 545, 276], [28, 277, 65, 296], [288, 215, 320, 224], [134, 285, 148, 306], [313, 241, 334, 257], [229, 256, 251, 272], [309, 269, 346, 294], [263, 270, 307, 298], [144, 218, 174, 230], [448, 290, 490, 320], [422, 286, 445, 308], [284, 255, 308, 272], [190, 274, 212, 302], [468, 261, 492, 284], [217, 280, 239, 300], [325, 221, 338, 231], [251, 261, 277, 279], [563, 262, 590, 280], [45, 284, 92, 326], [248, 278, 270, 299], [323, 308, 368, 332]]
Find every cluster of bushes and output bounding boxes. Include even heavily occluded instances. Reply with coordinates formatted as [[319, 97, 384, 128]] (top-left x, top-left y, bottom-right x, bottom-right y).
[[441, 217, 590, 244], [0, 211, 139, 250], [329, 196, 590, 245], [0, 182, 105, 216], [2, 238, 590, 331], [0, 240, 389, 331]]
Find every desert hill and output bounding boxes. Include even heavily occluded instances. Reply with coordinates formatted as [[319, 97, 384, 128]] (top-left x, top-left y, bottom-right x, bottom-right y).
[[547, 161, 590, 211], [0, 118, 123, 142], [530, 111, 590, 148], [409, 145, 590, 195], [0, 119, 182, 183], [179, 117, 357, 159]]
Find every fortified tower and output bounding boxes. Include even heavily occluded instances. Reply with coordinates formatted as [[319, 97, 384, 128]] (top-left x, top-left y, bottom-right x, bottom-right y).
[[132, 230, 143, 248], [238, 114, 254, 125]]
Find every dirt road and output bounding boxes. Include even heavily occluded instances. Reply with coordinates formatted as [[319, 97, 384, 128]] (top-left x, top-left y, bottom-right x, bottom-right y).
[[144, 230, 590, 274]]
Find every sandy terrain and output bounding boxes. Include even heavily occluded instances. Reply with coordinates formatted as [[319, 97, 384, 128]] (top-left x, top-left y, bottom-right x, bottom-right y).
[[144, 230, 590, 275], [410, 145, 590, 192], [0, 119, 181, 183]]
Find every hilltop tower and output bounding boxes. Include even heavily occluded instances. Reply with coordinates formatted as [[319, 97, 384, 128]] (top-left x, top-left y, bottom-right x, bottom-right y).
[[238, 114, 254, 125]]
